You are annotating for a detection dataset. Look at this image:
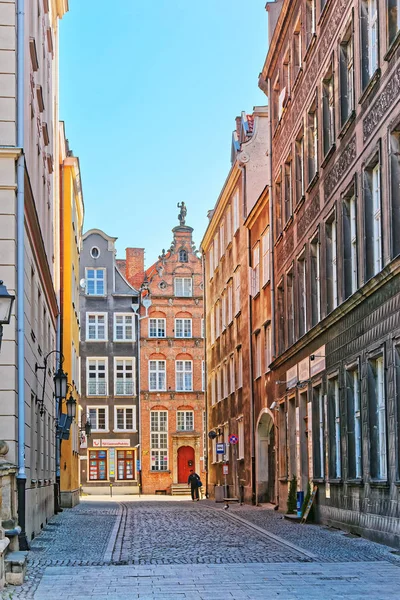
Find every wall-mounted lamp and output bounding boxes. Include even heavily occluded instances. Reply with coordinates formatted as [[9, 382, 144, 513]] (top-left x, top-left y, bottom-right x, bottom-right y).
[[35, 350, 67, 416], [0, 280, 15, 351]]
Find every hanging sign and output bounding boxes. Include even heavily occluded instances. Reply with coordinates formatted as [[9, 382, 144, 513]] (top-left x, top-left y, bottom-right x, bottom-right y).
[[216, 443, 225, 454]]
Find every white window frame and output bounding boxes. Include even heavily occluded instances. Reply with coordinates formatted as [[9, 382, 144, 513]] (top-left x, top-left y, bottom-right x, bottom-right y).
[[177, 410, 194, 432], [149, 360, 166, 391], [368, 0, 378, 76], [223, 361, 228, 398], [237, 348, 243, 389], [255, 333, 262, 378], [264, 324, 271, 373], [211, 371, 216, 405], [217, 367, 222, 401], [86, 312, 107, 342], [226, 205, 232, 244], [114, 313, 135, 342], [202, 360, 205, 391], [262, 227, 270, 285], [233, 189, 240, 233], [227, 281, 233, 323], [85, 267, 106, 296], [87, 358, 108, 396], [114, 406, 136, 432], [234, 268, 241, 316], [175, 318, 192, 338], [238, 418, 244, 459], [150, 410, 168, 471], [176, 360, 193, 391], [148, 318, 166, 338], [114, 357, 135, 396], [87, 406, 109, 432], [229, 354, 235, 394], [174, 277, 193, 297], [253, 243, 260, 296], [209, 245, 214, 279], [372, 163, 382, 274]]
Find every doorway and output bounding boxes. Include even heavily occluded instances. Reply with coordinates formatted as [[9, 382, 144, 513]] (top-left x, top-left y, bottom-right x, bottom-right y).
[[257, 412, 275, 503], [177, 446, 195, 483]]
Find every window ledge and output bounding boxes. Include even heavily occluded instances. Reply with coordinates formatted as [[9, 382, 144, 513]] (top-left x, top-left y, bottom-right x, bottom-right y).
[[274, 232, 283, 247], [338, 111, 356, 140], [292, 68, 303, 95], [262, 279, 271, 290], [278, 476, 288, 482], [235, 310, 242, 319], [112, 430, 137, 433], [328, 478, 343, 485], [149, 470, 171, 474], [31, 329, 36, 342], [304, 34, 317, 63], [346, 478, 363, 486], [359, 69, 381, 105], [91, 430, 110, 434], [294, 196, 306, 214], [318, 0, 334, 26], [306, 172, 319, 194], [369, 480, 389, 488], [252, 291, 260, 300], [321, 144, 336, 169], [312, 478, 325, 484], [283, 215, 294, 232], [384, 30, 400, 62]]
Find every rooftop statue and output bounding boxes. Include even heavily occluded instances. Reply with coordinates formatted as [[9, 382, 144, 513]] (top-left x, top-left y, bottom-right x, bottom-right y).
[[177, 201, 187, 226]]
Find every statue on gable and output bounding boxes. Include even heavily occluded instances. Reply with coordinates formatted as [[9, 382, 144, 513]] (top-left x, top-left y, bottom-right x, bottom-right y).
[[177, 201, 187, 226]]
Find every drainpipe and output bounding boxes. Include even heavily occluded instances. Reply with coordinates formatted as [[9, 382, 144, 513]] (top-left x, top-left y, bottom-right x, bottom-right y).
[[201, 251, 208, 499], [267, 79, 278, 508], [136, 302, 142, 496], [240, 164, 256, 505], [16, 0, 29, 551]]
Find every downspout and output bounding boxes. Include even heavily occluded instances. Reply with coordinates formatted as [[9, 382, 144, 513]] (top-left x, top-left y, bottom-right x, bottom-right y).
[[201, 251, 208, 499], [136, 302, 142, 496], [267, 79, 278, 507], [16, 0, 29, 551], [55, 162, 64, 513], [240, 164, 256, 505]]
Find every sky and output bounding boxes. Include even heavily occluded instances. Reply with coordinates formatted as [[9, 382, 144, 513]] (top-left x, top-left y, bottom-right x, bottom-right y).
[[59, 0, 269, 267]]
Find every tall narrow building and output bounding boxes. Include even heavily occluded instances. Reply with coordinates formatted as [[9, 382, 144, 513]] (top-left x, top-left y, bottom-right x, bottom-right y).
[[120, 206, 205, 495]]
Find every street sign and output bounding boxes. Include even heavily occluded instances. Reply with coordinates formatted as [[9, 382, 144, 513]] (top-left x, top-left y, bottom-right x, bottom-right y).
[[216, 442, 225, 454], [229, 434, 238, 445], [223, 465, 228, 475], [136, 459, 141, 472]]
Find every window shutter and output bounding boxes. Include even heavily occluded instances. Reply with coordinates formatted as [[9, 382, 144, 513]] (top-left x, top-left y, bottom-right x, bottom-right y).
[[343, 200, 352, 298]]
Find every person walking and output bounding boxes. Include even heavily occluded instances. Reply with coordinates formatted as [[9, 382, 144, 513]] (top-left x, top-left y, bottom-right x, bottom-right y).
[[188, 469, 201, 501]]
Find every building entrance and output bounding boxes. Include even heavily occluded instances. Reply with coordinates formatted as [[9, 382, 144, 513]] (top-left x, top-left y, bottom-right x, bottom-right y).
[[177, 446, 195, 483], [257, 412, 275, 503]]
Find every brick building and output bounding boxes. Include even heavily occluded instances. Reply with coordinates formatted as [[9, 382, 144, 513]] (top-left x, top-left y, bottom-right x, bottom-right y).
[[201, 108, 270, 503], [120, 207, 205, 495], [259, 0, 400, 546]]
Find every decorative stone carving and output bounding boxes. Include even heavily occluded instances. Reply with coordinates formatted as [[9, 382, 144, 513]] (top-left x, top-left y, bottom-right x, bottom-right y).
[[324, 136, 356, 200], [275, 231, 294, 269], [297, 194, 320, 240], [177, 202, 187, 226], [363, 65, 400, 142]]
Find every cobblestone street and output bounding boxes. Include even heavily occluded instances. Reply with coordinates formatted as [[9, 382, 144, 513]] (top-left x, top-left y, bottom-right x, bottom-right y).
[[5, 498, 400, 599]]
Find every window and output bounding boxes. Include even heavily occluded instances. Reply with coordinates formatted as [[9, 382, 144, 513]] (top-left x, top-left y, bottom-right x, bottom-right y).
[[328, 376, 341, 479], [177, 411, 194, 431], [220, 223, 225, 257], [297, 253, 307, 337], [224, 423, 229, 461], [310, 234, 321, 326], [339, 24, 354, 126], [346, 365, 362, 479], [178, 249, 188, 262], [343, 190, 358, 298], [202, 360, 205, 391], [174, 277, 192, 297], [284, 159, 293, 222], [390, 125, 400, 258], [116, 450, 134, 480], [88, 407, 108, 431], [226, 205, 232, 244], [149, 360, 166, 391], [273, 74, 280, 129], [115, 407, 136, 431], [114, 314, 134, 342], [86, 268, 105, 296], [312, 386, 324, 479], [264, 324, 271, 372], [306, 0, 316, 48], [283, 49, 291, 99], [364, 159, 382, 280], [211, 371, 216, 405], [388, 0, 400, 45], [90, 246, 100, 259], [223, 361, 228, 398], [238, 419, 244, 459], [150, 411, 168, 471], [255, 333, 261, 378], [295, 130, 305, 203], [210, 305, 215, 344], [217, 367, 222, 401], [149, 318, 166, 338], [229, 354, 235, 393], [175, 318, 192, 338], [287, 268, 294, 346], [262, 227, 270, 285], [307, 100, 318, 183], [394, 346, 400, 479], [86, 313, 107, 341], [293, 17, 302, 80], [201, 318, 205, 338], [234, 268, 241, 315], [87, 359, 107, 396], [368, 355, 387, 480], [213, 234, 219, 270], [361, 0, 378, 90], [227, 281, 233, 323], [233, 189, 240, 233], [221, 292, 227, 331], [275, 173, 282, 235], [322, 68, 335, 156], [176, 360, 193, 391], [215, 300, 221, 338], [209, 245, 214, 278], [252, 243, 260, 296], [88, 450, 107, 481], [115, 358, 135, 396], [326, 216, 338, 313], [277, 280, 285, 354], [237, 347, 243, 389], [279, 403, 288, 478]]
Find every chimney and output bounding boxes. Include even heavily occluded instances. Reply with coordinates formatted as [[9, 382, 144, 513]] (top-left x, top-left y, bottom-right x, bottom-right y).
[[125, 248, 145, 288]]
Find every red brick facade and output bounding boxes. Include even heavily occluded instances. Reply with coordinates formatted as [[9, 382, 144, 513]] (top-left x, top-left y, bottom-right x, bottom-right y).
[[122, 220, 205, 494]]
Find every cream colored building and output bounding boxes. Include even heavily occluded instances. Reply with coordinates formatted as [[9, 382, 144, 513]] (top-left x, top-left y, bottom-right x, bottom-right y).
[[0, 0, 68, 546]]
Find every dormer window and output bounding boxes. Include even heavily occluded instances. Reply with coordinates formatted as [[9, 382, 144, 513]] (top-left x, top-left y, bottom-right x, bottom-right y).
[[178, 249, 188, 263]]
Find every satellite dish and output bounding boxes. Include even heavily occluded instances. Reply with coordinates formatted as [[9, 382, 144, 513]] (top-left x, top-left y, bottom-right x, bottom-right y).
[[79, 278, 86, 289]]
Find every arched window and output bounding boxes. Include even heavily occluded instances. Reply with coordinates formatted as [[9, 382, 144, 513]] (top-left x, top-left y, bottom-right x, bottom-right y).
[[179, 249, 188, 263]]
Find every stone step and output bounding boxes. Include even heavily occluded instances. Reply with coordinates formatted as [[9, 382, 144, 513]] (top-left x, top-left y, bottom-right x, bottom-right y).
[[4, 550, 28, 586], [171, 484, 191, 496]]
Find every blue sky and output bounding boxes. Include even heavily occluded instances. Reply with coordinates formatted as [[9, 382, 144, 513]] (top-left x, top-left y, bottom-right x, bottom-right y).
[[59, 0, 268, 267]]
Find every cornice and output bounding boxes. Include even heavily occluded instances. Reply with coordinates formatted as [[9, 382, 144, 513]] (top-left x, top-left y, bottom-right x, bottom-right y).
[[260, 0, 293, 80], [0, 148, 22, 160]]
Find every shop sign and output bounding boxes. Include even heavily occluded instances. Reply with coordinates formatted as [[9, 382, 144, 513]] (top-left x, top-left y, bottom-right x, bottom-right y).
[[109, 449, 115, 477], [80, 432, 88, 449], [286, 365, 298, 389], [92, 439, 101, 447], [298, 358, 310, 382], [101, 439, 130, 447], [223, 465, 228, 475]]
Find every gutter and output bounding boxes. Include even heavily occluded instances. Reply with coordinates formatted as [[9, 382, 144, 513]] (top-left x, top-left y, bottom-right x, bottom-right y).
[[16, 0, 29, 551]]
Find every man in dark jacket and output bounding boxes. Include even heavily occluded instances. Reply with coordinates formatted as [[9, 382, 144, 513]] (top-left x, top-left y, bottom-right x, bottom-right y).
[[188, 469, 200, 501]]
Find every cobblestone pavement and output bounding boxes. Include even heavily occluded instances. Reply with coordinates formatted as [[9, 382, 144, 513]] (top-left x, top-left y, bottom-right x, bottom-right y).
[[4, 498, 400, 599]]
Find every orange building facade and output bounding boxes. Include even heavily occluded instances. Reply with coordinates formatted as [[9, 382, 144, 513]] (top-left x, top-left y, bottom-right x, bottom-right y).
[[119, 209, 205, 495]]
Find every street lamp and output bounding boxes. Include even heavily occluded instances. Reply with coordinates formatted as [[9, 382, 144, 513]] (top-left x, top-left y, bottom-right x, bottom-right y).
[[65, 393, 77, 419], [0, 280, 15, 350], [35, 350, 67, 416], [54, 366, 68, 401]]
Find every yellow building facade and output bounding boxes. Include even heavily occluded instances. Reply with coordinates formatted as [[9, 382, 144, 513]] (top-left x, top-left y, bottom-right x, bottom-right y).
[[59, 123, 84, 508]]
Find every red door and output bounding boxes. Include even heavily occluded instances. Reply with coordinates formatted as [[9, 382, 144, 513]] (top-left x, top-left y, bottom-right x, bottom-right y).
[[178, 446, 195, 483]]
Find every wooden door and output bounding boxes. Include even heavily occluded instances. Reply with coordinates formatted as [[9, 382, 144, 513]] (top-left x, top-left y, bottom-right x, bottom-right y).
[[177, 446, 195, 483]]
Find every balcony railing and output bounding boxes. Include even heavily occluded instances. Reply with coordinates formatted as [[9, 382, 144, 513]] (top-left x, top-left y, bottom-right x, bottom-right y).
[[115, 381, 134, 396], [87, 380, 107, 396]]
